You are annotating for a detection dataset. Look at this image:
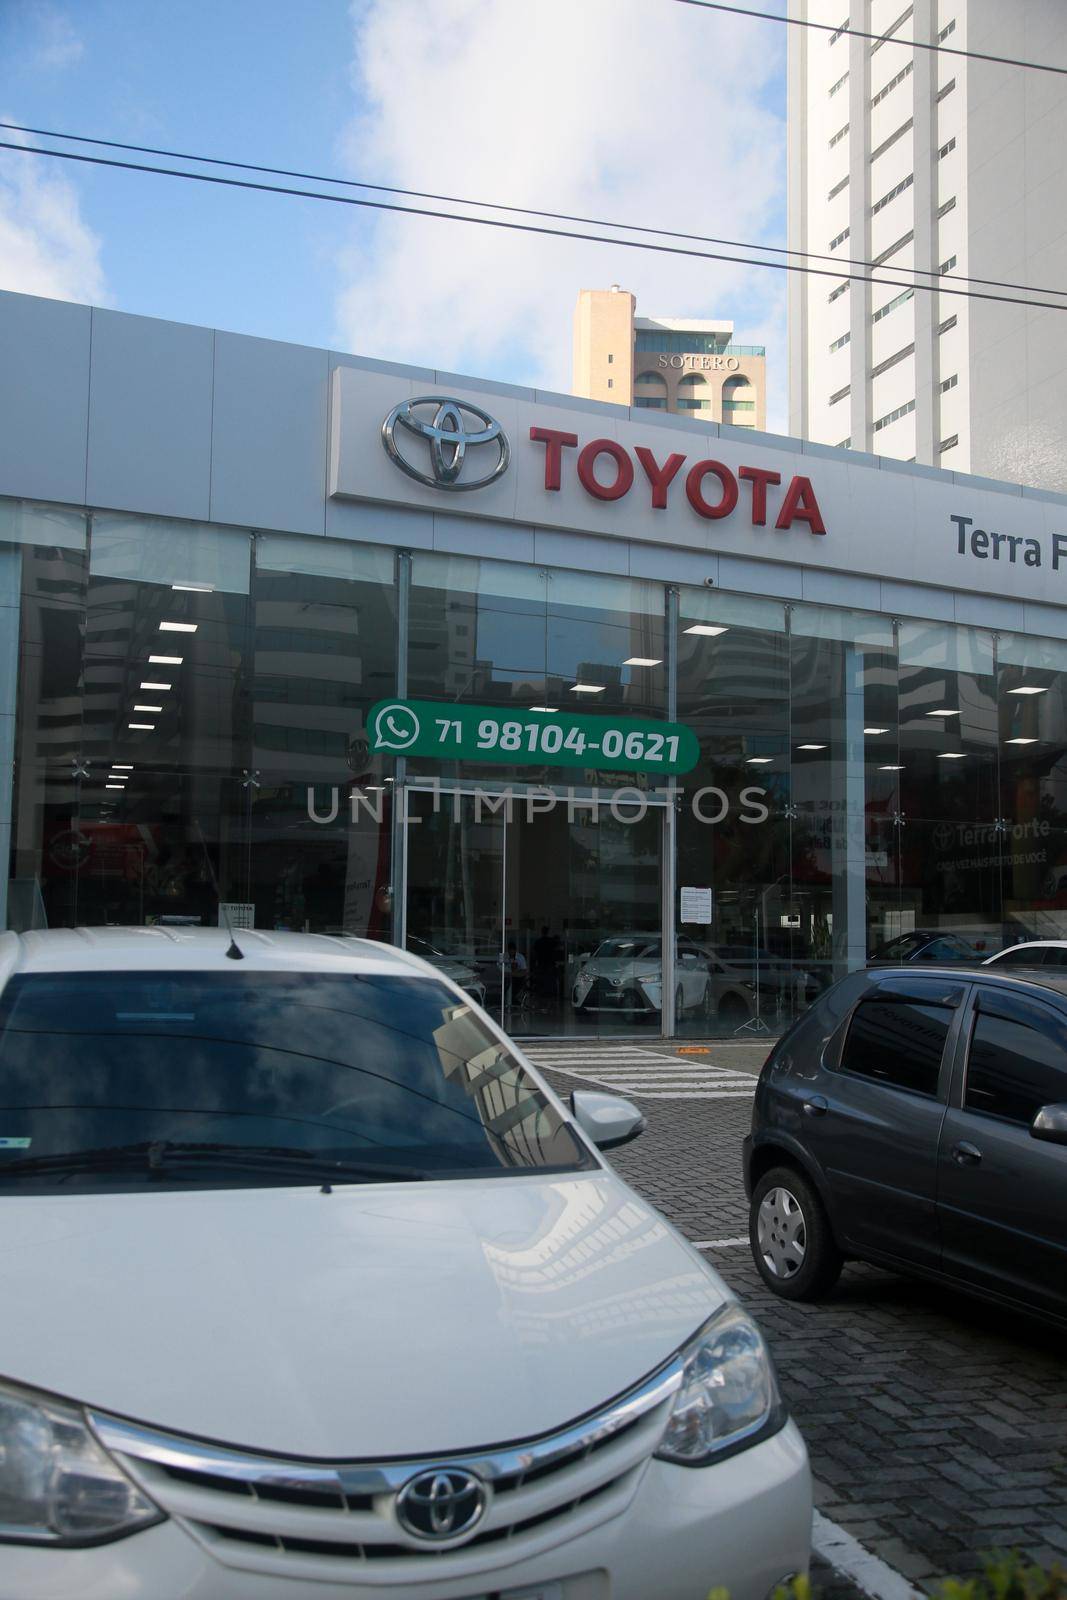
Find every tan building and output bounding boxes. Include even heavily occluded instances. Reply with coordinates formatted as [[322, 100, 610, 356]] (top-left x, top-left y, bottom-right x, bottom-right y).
[[572, 285, 767, 429]]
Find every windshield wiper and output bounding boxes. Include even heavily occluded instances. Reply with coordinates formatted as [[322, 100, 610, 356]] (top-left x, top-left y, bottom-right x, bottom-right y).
[[0, 1141, 428, 1183]]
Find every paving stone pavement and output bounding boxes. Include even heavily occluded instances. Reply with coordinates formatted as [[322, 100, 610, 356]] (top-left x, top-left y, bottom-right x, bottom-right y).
[[533, 1039, 1067, 1598]]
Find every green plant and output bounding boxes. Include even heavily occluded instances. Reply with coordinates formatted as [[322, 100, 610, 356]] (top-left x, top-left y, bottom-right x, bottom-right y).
[[709, 1553, 1067, 1600]]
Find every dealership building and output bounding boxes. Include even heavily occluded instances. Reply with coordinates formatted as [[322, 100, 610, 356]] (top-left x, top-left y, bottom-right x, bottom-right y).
[[2, 286, 1067, 1038]]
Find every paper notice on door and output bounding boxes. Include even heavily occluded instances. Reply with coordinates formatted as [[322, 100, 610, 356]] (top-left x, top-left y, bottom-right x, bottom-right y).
[[680, 886, 713, 924]]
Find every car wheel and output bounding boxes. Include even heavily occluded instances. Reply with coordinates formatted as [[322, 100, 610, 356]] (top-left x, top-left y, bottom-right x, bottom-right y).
[[674, 983, 685, 1020], [717, 993, 749, 1027], [749, 1166, 843, 1301]]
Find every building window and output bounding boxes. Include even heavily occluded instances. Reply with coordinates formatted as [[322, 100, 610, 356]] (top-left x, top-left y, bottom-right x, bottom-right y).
[[872, 229, 914, 266], [870, 342, 915, 379], [870, 6, 914, 54], [871, 173, 914, 215], [829, 280, 850, 304], [607, 353, 614, 364], [829, 227, 851, 251], [939, 434, 960, 452], [940, 254, 957, 273], [828, 174, 850, 200], [938, 196, 957, 218], [676, 373, 712, 411], [722, 373, 756, 416], [937, 77, 956, 101], [829, 123, 849, 148], [939, 136, 956, 159], [938, 19, 956, 40], [634, 397, 667, 409], [830, 331, 851, 353], [940, 373, 958, 393], [829, 16, 849, 44], [872, 398, 916, 432], [872, 288, 914, 322], [939, 314, 958, 334], [829, 70, 850, 97], [837, 438, 851, 448], [871, 60, 913, 108], [607, 378, 614, 389], [829, 384, 851, 406], [870, 118, 913, 162]]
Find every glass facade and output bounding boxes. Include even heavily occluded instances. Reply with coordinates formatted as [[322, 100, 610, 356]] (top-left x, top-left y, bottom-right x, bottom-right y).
[[6, 497, 1067, 1041]]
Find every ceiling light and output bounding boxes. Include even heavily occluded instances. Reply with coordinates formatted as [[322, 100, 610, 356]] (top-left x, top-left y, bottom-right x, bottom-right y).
[[105, 784, 125, 790], [879, 764, 904, 771], [149, 655, 183, 665], [140, 681, 171, 691], [684, 624, 728, 637], [864, 726, 890, 735], [112, 764, 133, 770], [938, 751, 967, 759], [1008, 686, 1047, 695], [128, 723, 155, 730], [926, 708, 960, 717], [134, 704, 162, 713], [570, 683, 605, 693], [746, 757, 774, 765], [159, 621, 197, 633], [624, 657, 662, 667], [171, 582, 214, 592], [797, 743, 826, 751], [1006, 737, 1038, 745], [530, 705, 559, 713]]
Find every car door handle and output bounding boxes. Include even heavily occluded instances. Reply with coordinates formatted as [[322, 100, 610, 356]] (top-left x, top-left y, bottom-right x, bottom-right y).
[[802, 1095, 829, 1117], [952, 1141, 982, 1166]]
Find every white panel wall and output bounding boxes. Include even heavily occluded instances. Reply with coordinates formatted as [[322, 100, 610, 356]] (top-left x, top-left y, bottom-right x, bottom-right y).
[[0, 293, 90, 506]]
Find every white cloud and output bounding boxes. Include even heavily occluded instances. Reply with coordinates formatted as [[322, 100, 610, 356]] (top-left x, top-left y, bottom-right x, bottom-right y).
[[35, 6, 83, 69], [336, 0, 787, 426], [0, 135, 108, 304]]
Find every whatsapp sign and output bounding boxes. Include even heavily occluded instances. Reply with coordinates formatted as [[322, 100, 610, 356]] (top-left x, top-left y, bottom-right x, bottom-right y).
[[369, 699, 700, 775]]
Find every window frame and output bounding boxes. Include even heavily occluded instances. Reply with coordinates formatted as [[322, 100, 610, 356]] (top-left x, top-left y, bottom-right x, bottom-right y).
[[959, 983, 1067, 1128], [833, 979, 963, 1102]]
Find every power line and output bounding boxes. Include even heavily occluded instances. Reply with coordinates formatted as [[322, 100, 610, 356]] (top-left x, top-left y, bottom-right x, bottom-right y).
[[3, 137, 1065, 316], [2, 120, 1064, 305], [667, 0, 1067, 78]]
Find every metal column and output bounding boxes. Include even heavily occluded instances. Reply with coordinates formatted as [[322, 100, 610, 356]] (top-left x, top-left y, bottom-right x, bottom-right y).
[[390, 551, 411, 950], [661, 587, 679, 1038]]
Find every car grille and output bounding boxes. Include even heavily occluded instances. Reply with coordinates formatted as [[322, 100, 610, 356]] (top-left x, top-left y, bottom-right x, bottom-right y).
[[90, 1356, 682, 1584]]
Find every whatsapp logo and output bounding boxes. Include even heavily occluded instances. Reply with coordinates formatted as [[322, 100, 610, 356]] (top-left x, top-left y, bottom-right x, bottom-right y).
[[372, 702, 421, 752]]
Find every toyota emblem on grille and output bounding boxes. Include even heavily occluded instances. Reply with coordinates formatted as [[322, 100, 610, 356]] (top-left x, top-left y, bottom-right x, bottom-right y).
[[381, 396, 511, 491], [396, 1467, 487, 1541]]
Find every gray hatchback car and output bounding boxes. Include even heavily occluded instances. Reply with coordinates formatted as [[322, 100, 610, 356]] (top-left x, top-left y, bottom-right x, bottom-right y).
[[742, 965, 1067, 1326]]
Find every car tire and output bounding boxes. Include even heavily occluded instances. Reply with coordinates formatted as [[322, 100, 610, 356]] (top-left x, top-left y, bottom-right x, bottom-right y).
[[717, 993, 749, 1027], [674, 983, 685, 1020], [749, 1165, 843, 1301]]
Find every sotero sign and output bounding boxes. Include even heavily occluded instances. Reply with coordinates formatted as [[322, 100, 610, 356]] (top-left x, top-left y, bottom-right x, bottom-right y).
[[529, 429, 826, 533], [369, 700, 700, 775]]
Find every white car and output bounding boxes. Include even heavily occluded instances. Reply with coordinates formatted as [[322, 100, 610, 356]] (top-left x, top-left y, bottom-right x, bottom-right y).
[[0, 927, 810, 1600], [983, 939, 1067, 969], [572, 935, 711, 1018]]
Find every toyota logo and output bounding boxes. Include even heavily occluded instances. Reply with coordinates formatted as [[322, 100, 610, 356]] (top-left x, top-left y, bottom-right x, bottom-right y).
[[381, 396, 510, 491], [395, 1467, 487, 1542]]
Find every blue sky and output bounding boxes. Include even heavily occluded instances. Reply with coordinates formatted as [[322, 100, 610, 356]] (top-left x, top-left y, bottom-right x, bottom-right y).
[[1, 0, 789, 421]]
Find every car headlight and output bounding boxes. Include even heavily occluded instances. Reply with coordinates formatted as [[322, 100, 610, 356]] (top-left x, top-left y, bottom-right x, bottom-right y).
[[655, 1304, 784, 1466], [0, 1379, 163, 1545]]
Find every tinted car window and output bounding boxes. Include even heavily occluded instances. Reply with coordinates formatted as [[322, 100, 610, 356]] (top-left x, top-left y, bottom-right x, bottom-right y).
[[0, 971, 593, 1191], [839, 996, 952, 1096], [966, 990, 1067, 1126], [991, 947, 1049, 967]]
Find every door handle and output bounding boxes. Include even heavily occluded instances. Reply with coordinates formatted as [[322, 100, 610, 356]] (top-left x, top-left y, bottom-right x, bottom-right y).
[[952, 1141, 982, 1166], [803, 1095, 829, 1118]]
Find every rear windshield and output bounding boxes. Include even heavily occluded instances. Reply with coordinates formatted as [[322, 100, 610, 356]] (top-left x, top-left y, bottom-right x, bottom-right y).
[[0, 971, 593, 1191]]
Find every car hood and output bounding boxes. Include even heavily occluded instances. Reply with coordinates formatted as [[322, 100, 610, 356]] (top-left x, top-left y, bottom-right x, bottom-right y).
[[582, 957, 659, 978], [0, 1174, 722, 1459]]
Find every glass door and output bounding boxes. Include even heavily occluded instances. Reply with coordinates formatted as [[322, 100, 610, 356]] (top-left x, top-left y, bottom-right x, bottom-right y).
[[403, 785, 667, 1038]]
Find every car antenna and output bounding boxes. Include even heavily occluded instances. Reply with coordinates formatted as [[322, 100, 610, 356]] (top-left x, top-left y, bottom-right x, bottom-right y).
[[193, 820, 244, 961]]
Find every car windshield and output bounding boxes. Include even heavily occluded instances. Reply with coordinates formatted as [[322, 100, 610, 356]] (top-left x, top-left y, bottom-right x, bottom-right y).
[[0, 970, 593, 1192], [594, 937, 660, 960], [872, 933, 928, 959]]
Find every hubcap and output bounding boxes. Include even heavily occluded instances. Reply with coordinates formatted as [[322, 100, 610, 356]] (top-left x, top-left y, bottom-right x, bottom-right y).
[[757, 1186, 807, 1279]]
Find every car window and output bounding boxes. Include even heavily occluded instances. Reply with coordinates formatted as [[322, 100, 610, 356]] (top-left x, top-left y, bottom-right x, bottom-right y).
[[965, 989, 1067, 1126], [0, 971, 594, 1191], [991, 947, 1048, 967], [1042, 949, 1067, 969], [838, 993, 954, 1097]]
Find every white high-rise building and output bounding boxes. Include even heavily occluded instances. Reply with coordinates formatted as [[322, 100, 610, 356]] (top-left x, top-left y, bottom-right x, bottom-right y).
[[788, 1, 1067, 490]]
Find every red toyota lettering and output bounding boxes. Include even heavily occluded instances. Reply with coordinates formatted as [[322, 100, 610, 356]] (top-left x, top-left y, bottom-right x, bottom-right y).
[[775, 475, 827, 535], [529, 426, 578, 491], [738, 465, 782, 526], [685, 460, 739, 520], [634, 446, 687, 510], [577, 439, 634, 502]]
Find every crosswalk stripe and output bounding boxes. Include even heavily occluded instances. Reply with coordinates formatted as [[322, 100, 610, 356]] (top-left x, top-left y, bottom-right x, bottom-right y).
[[522, 1043, 759, 1099]]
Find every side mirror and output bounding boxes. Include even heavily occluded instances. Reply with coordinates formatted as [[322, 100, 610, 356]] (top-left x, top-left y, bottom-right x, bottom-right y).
[[570, 1089, 646, 1151], [1031, 1103, 1067, 1145]]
